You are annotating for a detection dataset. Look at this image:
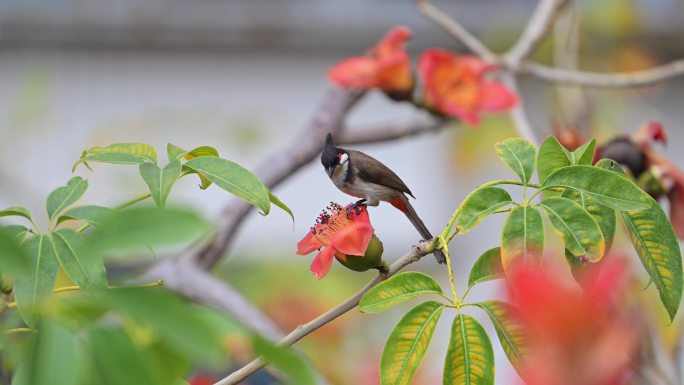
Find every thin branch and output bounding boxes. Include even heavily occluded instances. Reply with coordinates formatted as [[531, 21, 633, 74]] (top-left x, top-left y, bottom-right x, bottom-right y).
[[414, 0, 498, 63], [522, 60, 684, 87], [504, 0, 568, 67], [213, 240, 433, 385], [501, 73, 539, 146], [338, 117, 450, 145]]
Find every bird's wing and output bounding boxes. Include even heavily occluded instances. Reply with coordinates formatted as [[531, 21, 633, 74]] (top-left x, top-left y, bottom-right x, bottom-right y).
[[349, 150, 415, 198]]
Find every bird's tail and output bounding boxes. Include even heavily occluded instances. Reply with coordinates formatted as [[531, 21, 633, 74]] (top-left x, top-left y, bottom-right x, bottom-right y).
[[390, 196, 447, 264]]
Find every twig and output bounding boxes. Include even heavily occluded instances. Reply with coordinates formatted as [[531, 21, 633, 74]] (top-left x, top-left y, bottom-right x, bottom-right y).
[[414, 0, 498, 63], [522, 60, 684, 87], [501, 73, 539, 146], [338, 117, 450, 145], [504, 0, 568, 66], [213, 240, 433, 385]]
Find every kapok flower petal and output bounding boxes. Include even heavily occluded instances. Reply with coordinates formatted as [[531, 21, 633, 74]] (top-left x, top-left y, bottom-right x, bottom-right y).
[[310, 246, 336, 280], [328, 57, 378, 89], [459, 55, 497, 76], [479, 82, 519, 112], [375, 26, 413, 55], [376, 52, 413, 92], [297, 231, 323, 255], [443, 101, 481, 126], [330, 222, 373, 256]]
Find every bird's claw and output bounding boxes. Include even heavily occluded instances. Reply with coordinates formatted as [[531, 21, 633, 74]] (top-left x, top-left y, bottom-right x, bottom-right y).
[[346, 199, 367, 218]]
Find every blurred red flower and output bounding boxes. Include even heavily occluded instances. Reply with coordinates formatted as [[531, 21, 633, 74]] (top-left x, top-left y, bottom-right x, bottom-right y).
[[418, 48, 518, 125], [328, 26, 414, 95], [507, 259, 640, 385], [187, 374, 214, 385], [297, 203, 374, 279]]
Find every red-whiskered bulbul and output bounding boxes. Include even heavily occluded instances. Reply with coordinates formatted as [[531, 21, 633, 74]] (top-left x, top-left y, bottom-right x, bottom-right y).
[[321, 133, 447, 264]]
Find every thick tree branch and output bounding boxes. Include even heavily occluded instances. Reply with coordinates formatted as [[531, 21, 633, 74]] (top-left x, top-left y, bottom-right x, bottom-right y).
[[522, 60, 684, 87], [504, 0, 568, 66], [414, 0, 498, 62], [213, 240, 433, 385]]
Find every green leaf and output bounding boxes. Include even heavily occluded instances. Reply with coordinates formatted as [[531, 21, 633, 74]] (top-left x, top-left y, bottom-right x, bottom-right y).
[[73, 143, 158, 171], [476, 301, 528, 376], [495, 138, 537, 184], [457, 187, 513, 234], [538, 197, 605, 262], [571, 139, 597, 165], [542, 165, 651, 211], [360, 272, 444, 313], [537, 136, 571, 185], [57, 205, 114, 227], [185, 157, 270, 214], [183, 146, 220, 159], [13, 235, 59, 327], [89, 328, 162, 385], [0, 227, 30, 277], [50, 229, 107, 294], [87, 207, 211, 256], [139, 160, 182, 208], [22, 320, 87, 385], [0, 206, 34, 225], [443, 314, 495, 385], [561, 190, 616, 258], [4, 224, 31, 244], [252, 335, 316, 385], [46, 176, 88, 221], [381, 301, 443, 385], [622, 203, 682, 320], [501, 206, 544, 272], [268, 189, 294, 222], [104, 288, 224, 362], [468, 247, 504, 288], [167, 143, 187, 161]]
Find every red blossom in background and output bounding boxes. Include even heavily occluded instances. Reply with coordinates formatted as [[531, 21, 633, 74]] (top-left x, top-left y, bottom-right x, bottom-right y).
[[328, 26, 414, 95], [418, 48, 518, 125], [507, 259, 640, 385], [297, 203, 374, 279]]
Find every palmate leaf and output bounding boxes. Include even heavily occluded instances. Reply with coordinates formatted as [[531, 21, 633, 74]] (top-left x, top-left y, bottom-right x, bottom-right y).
[[46, 176, 88, 221], [476, 301, 528, 376], [57, 205, 114, 228], [179, 145, 220, 190], [360, 272, 443, 313], [50, 229, 107, 294], [381, 301, 444, 385], [561, 190, 616, 257], [456, 187, 513, 234], [444, 314, 495, 385], [0, 227, 30, 277], [0, 206, 34, 225], [139, 160, 182, 208], [468, 247, 504, 288], [542, 165, 651, 211], [184, 157, 271, 214], [538, 197, 605, 262], [501, 206, 544, 273], [495, 138, 537, 184], [537, 136, 571, 184], [73, 143, 157, 171], [13, 235, 59, 327], [570, 139, 597, 165]]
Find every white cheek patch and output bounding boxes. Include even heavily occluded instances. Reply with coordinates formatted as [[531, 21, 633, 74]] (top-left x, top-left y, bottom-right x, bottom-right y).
[[339, 153, 349, 165]]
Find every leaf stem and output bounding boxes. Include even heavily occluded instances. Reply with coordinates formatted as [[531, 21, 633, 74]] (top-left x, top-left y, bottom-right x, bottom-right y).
[[480, 180, 540, 189], [76, 193, 152, 233], [3, 327, 36, 335], [441, 208, 460, 239], [460, 285, 474, 303], [439, 237, 459, 304]]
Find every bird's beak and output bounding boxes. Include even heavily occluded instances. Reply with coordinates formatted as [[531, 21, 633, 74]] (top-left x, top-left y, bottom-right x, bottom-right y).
[[326, 165, 336, 178]]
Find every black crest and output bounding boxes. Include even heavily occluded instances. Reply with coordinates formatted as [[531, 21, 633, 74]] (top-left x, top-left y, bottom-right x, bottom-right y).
[[321, 133, 339, 168]]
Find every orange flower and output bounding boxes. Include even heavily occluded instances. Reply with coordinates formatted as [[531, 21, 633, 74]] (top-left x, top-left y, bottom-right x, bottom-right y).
[[297, 203, 375, 279], [507, 259, 640, 385], [418, 49, 518, 125], [328, 26, 413, 95]]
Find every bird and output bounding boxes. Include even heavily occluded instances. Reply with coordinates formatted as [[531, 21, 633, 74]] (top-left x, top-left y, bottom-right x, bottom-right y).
[[320, 133, 447, 264]]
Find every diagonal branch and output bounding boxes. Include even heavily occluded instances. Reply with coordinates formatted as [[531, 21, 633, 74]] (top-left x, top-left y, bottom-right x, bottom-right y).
[[213, 240, 433, 385], [522, 60, 684, 87], [504, 0, 568, 67], [339, 117, 450, 145], [414, 0, 498, 62], [501, 73, 539, 146]]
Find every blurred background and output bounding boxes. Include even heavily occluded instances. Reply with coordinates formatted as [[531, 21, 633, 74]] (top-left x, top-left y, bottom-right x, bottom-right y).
[[1, 0, 683, 384]]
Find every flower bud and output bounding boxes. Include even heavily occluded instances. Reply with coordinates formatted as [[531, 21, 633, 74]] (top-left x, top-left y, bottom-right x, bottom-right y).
[[335, 234, 384, 272]]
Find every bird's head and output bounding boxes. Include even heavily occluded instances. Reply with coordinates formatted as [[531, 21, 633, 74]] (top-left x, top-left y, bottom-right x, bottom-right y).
[[321, 133, 349, 178]]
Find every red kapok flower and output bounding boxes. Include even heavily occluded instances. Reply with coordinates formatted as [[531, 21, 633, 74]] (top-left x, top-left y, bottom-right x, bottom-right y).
[[297, 203, 379, 279], [418, 48, 518, 125], [507, 259, 640, 385], [328, 26, 414, 95]]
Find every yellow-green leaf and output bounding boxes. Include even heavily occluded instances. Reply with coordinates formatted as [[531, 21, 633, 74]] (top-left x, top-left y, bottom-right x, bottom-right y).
[[542, 165, 651, 211], [269, 189, 294, 223], [501, 206, 544, 273], [46, 177, 88, 221], [495, 138, 537, 184], [561, 189, 616, 258], [183, 146, 219, 159], [0, 206, 34, 225], [139, 160, 182, 208], [13, 235, 59, 327], [57, 205, 114, 228], [537, 136, 571, 185], [538, 197, 605, 262], [457, 187, 513, 234], [468, 247, 504, 288], [476, 301, 528, 376], [50, 229, 107, 294], [73, 143, 157, 171], [360, 272, 444, 313], [444, 314, 495, 385], [571, 139, 597, 165], [381, 301, 443, 385], [167, 143, 187, 160]]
